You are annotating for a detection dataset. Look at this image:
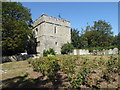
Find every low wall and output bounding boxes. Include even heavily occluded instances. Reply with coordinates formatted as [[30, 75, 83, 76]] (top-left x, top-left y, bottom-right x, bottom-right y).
[[2, 48, 119, 63], [2, 54, 38, 63], [72, 49, 90, 55], [72, 48, 119, 55]]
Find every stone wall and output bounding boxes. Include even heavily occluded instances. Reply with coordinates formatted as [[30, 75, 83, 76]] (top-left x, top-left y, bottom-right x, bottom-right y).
[[2, 54, 38, 63], [71, 48, 119, 55], [72, 49, 90, 55]]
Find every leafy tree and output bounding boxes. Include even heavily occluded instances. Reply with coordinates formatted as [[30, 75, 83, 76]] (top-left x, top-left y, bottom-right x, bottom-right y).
[[71, 28, 81, 49], [118, 32, 120, 50], [110, 35, 118, 46], [81, 20, 113, 48], [92, 20, 113, 47], [2, 2, 33, 56], [61, 42, 74, 54]]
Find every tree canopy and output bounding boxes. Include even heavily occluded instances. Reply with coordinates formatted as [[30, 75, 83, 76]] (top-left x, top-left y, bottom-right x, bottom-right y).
[[71, 20, 118, 50], [71, 28, 80, 49], [2, 2, 33, 56]]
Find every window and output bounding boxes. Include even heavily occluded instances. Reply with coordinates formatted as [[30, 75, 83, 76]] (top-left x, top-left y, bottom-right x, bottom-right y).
[[36, 28, 38, 32], [35, 28, 38, 35], [55, 42, 58, 46], [54, 26, 57, 33]]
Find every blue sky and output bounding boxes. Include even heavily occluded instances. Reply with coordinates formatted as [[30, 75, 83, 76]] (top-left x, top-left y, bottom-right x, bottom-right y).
[[22, 2, 118, 36]]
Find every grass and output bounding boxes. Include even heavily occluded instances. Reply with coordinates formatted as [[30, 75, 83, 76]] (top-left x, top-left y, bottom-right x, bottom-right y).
[[1, 60, 30, 81], [1, 54, 119, 88]]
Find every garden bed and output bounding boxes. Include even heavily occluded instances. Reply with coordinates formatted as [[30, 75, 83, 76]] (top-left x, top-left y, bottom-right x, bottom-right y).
[[1, 55, 119, 89]]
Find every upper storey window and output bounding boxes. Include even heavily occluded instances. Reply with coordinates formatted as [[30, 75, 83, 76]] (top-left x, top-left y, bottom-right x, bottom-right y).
[[35, 28, 38, 35], [36, 28, 38, 32], [54, 26, 57, 34]]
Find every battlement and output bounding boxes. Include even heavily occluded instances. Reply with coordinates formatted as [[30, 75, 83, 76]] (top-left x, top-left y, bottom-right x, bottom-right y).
[[32, 14, 70, 28], [40, 14, 70, 23]]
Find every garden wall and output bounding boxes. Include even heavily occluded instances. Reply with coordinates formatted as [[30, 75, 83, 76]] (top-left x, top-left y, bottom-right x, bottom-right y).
[[2, 48, 119, 63], [2, 54, 38, 63], [72, 48, 119, 55]]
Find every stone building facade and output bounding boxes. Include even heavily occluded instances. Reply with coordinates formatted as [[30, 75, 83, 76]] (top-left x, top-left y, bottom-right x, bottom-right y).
[[31, 14, 71, 56]]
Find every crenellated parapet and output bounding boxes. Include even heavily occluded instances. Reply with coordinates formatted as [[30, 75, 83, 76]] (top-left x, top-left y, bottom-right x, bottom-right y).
[[32, 14, 70, 28]]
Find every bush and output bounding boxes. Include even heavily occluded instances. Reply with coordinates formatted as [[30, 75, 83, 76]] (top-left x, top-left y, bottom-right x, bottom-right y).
[[29, 56, 60, 85], [28, 55, 119, 88], [106, 56, 118, 73], [43, 48, 56, 57], [61, 42, 74, 54], [62, 57, 76, 74], [68, 67, 91, 89]]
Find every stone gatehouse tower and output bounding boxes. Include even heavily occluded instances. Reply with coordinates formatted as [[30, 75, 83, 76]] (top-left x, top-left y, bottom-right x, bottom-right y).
[[32, 14, 71, 56]]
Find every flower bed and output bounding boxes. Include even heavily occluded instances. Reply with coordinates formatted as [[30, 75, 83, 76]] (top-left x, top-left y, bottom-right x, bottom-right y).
[[28, 55, 119, 88]]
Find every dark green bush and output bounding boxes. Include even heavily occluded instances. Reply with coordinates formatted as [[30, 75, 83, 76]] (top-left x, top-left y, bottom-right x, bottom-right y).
[[43, 48, 56, 57], [61, 42, 74, 54], [29, 56, 60, 85]]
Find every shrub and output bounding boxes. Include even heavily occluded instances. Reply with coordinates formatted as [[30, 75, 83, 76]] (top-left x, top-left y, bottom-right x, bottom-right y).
[[29, 56, 60, 85], [68, 67, 91, 89], [43, 48, 56, 57], [106, 56, 118, 73], [61, 42, 74, 54], [62, 58, 76, 74]]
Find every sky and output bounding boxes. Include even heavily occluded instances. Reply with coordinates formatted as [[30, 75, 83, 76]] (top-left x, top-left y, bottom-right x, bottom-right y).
[[21, 2, 118, 36]]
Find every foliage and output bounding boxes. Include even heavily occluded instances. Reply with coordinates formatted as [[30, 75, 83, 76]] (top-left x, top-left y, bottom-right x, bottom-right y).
[[118, 32, 120, 50], [28, 55, 119, 88], [68, 67, 91, 89], [2, 2, 33, 56], [47, 56, 60, 83], [71, 28, 81, 49], [101, 55, 119, 83], [62, 56, 77, 74], [61, 42, 74, 54], [71, 20, 118, 50], [106, 56, 118, 73], [29, 56, 60, 84], [81, 20, 113, 47], [43, 48, 56, 57]]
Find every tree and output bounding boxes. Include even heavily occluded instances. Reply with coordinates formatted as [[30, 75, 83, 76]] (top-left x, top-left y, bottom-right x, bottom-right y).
[[71, 28, 81, 49], [110, 35, 118, 46], [92, 20, 113, 47], [118, 32, 120, 50], [81, 20, 113, 48], [61, 42, 74, 54], [2, 2, 33, 56]]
